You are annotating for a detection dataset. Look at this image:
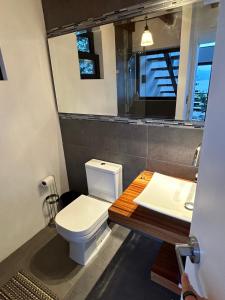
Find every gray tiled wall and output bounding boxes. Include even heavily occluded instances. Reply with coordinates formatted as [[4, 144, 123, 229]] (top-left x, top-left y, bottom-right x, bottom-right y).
[[60, 118, 203, 194]]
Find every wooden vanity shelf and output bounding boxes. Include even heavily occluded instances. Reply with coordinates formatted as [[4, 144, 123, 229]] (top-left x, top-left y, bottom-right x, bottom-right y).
[[151, 242, 181, 295], [109, 170, 190, 295], [109, 171, 190, 245]]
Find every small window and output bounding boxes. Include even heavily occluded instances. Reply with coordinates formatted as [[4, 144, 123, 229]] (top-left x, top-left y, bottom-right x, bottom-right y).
[[77, 36, 90, 53], [75, 31, 100, 79], [79, 59, 95, 74]]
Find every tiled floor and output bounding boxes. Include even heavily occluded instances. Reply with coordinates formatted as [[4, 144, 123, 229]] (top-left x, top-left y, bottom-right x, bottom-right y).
[[0, 224, 179, 300]]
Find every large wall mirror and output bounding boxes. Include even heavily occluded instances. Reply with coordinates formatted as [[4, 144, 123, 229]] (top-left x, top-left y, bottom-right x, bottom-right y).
[[48, 0, 219, 122]]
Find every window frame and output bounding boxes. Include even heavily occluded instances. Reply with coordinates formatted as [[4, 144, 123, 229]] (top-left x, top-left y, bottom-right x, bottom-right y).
[[76, 31, 100, 80], [77, 31, 95, 54], [79, 53, 100, 79], [136, 47, 180, 101]]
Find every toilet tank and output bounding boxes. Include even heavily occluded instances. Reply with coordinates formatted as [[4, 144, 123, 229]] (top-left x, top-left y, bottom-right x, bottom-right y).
[[85, 159, 122, 203]]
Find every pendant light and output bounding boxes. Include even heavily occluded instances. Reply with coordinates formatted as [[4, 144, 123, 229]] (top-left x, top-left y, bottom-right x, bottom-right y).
[[141, 17, 154, 47]]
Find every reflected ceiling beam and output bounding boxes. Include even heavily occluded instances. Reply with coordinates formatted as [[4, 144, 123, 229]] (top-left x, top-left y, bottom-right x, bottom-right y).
[[114, 22, 135, 32], [159, 13, 175, 26], [47, 0, 200, 38]]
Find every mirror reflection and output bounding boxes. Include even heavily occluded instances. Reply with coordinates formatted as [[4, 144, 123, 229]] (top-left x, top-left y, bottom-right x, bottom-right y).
[[48, 1, 219, 122]]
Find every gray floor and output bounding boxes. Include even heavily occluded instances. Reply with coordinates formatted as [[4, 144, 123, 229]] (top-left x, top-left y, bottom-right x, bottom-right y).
[[0, 224, 179, 300]]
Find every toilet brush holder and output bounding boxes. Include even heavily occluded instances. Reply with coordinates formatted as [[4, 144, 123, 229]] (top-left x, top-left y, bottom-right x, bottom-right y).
[[45, 193, 60, 227]]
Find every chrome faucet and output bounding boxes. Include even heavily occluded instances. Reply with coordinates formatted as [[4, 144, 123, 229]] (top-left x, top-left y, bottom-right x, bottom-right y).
[[193, 144, 202, 168], [184, 144, 202, 211], [193, 143, 202, 182]]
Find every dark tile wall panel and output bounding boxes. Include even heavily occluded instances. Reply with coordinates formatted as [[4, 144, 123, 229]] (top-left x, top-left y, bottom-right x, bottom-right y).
[[60, 118, 203, 194], [147, 160, 198, 181], [61, 119, 148, 157], [148, 126, 203, 165], [60, 119, 148, 192], [64, 145, 147, 193]]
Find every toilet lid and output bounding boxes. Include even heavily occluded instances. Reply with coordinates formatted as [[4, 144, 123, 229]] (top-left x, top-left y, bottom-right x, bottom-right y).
[[55, 195, 111, 237]]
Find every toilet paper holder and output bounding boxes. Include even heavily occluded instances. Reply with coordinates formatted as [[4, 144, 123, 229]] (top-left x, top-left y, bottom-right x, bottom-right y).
[[41, 175, 59, 227]]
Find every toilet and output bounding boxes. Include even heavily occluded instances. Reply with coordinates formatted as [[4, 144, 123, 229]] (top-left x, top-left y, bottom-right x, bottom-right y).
[[55, 159, 122, 265]]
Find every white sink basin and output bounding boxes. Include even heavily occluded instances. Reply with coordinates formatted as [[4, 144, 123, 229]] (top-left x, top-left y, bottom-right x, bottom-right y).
[[134, 172, 197, 223]]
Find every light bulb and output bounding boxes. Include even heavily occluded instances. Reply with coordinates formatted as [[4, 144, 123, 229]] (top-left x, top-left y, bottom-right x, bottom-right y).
[[141, 26, 154, 47]]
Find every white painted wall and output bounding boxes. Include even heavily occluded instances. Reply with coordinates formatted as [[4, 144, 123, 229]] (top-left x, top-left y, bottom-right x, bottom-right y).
[[195, 3, 218, 44], [186, 1, 225, 298], [175, 5, 195, 120], [49, 24, 118, 116], [0, 0, 68, 262]]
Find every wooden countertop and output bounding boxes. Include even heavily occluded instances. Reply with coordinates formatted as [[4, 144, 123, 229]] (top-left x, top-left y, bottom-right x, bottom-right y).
[[109, 171, 190, 244]]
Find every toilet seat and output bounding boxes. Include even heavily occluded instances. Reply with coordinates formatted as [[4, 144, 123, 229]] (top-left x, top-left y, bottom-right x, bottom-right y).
[[55, 195, 111, 241]]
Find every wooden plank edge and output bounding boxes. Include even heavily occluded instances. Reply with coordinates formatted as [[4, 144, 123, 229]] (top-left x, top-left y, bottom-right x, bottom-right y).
[[109, 210, 189, 244], [151, 272, 181, 295]]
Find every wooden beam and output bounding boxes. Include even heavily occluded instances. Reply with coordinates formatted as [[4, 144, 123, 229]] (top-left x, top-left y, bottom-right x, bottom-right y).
[[160, 91, 175, 94], [154, 75, 178, 80], [159, 13, 175, 26], [157, 84, 173, 87], [151, 66, 179, 71]]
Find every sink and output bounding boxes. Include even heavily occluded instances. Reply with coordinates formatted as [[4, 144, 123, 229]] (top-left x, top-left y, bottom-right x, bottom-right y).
[[134, 172, 197, 223]]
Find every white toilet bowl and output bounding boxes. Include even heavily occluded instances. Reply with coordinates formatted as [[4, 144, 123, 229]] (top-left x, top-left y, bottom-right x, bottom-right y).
[[55, 159, 122, 265], [55, 195, 112, 265]]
